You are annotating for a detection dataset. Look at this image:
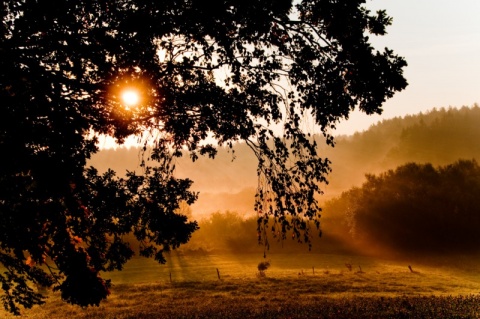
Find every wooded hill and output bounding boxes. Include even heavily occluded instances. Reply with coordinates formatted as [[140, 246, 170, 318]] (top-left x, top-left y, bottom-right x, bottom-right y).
[[89, 104, 480, 218]]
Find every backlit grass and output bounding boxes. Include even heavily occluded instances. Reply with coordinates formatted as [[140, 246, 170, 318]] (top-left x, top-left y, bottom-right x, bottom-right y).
[[2, 253, 480, 318]]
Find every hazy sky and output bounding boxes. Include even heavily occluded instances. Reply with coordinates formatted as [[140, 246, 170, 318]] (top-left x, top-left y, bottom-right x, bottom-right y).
[[335, 0, 480, 135]]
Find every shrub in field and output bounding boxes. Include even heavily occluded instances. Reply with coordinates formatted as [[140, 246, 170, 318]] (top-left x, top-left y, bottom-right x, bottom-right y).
[[257, 261, 271, 277]]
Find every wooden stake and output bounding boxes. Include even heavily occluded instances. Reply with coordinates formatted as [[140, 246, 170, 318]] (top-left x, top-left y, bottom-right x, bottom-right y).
[[216, 268, 221, 280]]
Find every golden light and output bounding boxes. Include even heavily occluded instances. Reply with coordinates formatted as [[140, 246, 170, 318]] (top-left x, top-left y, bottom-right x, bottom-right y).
[[108, 74, 153, 114], [121, 88, 140, 107]]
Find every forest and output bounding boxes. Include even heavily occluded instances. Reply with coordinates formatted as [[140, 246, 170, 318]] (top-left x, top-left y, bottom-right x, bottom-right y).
[[89, 104, 480, 259]]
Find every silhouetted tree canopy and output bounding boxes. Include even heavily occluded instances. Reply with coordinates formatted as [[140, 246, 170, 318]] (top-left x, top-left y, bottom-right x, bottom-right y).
[[327, 160, 480, 255], [0, 0, 406, 313]]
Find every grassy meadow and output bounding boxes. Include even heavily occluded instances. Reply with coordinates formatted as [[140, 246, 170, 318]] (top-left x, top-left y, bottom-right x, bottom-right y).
[[5, 107, 480, 317], [3, 252, 480, 318]]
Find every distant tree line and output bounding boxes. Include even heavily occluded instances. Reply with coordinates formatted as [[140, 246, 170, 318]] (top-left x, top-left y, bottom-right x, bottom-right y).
[[89, 104, 480, 202], [322, 104, 480, 195]]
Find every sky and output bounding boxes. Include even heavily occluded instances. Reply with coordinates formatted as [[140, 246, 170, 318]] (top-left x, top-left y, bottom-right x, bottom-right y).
[[335, 0, 480, 135]]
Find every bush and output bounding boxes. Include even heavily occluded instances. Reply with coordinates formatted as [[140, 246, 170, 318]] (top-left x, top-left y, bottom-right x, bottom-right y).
[[324, 160, 480, 255], [257, 261, 271, 277]]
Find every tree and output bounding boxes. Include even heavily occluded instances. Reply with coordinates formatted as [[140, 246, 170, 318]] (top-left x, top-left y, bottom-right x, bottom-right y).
[[0, 0, 406, 313], [326, 160, 480, 255]]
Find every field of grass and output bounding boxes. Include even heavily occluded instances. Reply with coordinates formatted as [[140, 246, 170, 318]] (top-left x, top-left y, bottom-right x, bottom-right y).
[[2, 252, 480, 318]]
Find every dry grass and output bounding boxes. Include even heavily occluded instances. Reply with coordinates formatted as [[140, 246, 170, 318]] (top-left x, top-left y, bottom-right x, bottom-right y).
[[2, 253, 480, 318]]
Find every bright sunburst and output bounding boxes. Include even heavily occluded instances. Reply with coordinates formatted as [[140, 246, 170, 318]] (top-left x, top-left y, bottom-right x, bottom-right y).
[[121, 89, 140, 107]]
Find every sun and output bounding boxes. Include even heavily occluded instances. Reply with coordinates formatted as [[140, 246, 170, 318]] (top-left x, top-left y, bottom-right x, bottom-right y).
[[108, 75, 152, 112], [121, 89, 140, 107]]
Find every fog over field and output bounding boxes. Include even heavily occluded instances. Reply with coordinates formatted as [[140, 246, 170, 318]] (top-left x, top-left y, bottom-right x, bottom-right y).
[[91, 105, 480, 213], [88, 105, 480, 260]]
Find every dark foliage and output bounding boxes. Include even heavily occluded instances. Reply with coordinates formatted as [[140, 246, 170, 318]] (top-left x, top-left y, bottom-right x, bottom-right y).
[[327, 160, 480, 255], [0, 0, 406, 313]]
